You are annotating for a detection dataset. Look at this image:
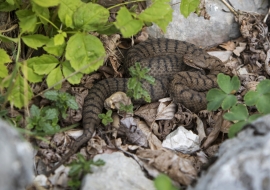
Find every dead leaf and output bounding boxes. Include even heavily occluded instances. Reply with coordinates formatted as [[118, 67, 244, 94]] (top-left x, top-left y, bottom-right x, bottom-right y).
[[233, 42, 246, 56], [134, 102, 159, 123], [156, 99, 176, 120], [219, 41, 236, 51], [193, 114, 206, 143]]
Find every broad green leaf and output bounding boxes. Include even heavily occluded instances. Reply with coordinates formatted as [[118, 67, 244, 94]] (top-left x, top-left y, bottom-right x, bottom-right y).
[[22, 34, 49, 49], [62, 61, 83, 84], [54, 32, 66, 46], [180, 0, 200, 18], [138, 0, 172, 32], [96, 23, 120, 35], [66, 98, 79, 110], [248, 114, 263, 123], [217, 73, 240, 94], [73, 3, 109, 31], [257, 79, 270, 94], [154, 174, 178, 190], [228, 121, 247, 138], [43, 38, 66, 56], [8, 74, 33, 108], [44, 90, 58, 101], [46, 66, 63, 89], [16, 10, 37, 33], [65, 33, 105, 74], [244, 91, 258, 106], [21, 64, 43, 83], [221, 94, 237, 110], [0, 0, 20, 11], [256, 94, 270, 114], [0, 34, 18, 43], [58, 0, 83, 28], [0, 49, 11, 64], [114, 7, 143, 37], [31, 0, 59, 7], [31, 1, 50, 24], [206, 88, 226, 111], [0, 65, 8, 78], [44, 108, 58, 120], [223, 104, 248, 121], [30, 55, 59, 75]]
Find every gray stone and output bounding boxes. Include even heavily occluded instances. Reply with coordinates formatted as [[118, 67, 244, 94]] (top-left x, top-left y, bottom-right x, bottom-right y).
[[147, 0, 269, 47], [0, 119, 34, 190], [81, 152, 155, 190], [188, 114, 270, 190]]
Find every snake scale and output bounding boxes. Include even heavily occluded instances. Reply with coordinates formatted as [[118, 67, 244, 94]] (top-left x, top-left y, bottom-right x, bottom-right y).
[[46, 38, 231, 175]]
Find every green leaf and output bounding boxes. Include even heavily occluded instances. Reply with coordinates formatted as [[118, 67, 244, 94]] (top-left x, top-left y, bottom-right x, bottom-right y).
[[244, 91, 258, 106], [66, 98, 79, 110], [44, 90, 59, 101], [217, 73, 240, 94], [114, 7, 143, 37], [0, 65, 8, 78], [256, 94, 270, 114], [62, 61, 83, 84], [96, 23, 120, 35], [44, 108, 58, 120], [257, 79, 270, 94], [65, 33, 105, 74], [154, 174, 178, 190], [31, 1, 50, 24], [73, 3, 109, 31], [21, 64, 43, 83], [30, 104, 40, 117], [138, 0, 172, 32], [206, 89, 226, 111], [221, 94, 237, 110], [46, 66, 63, 89], [69, 164, 83, 176], [30, 54, 59, 75], [248, 114, 263, 123], [0, 48, 11, 64], [54, 32, 66, 46], [228, 121, 247, 138], [180, 0, 200, 18], [0, 0, 20, 11], [16, 9, 38, 33], [8, 74, 33, 108], [22, 34, 49, 49], [223, 104, 249, 121], [0, 34, 18, 43], [43, 38, 66, 56], [31, 0, 59, 7], [58, 0, 84, 28]]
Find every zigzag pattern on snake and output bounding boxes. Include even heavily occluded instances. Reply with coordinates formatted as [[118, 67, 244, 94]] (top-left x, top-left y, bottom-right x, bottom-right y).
[[46, 38, 231, 175]]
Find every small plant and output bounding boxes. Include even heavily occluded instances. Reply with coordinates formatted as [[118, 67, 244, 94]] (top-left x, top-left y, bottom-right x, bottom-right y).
[[68, 154, 105, 190], [119, 103, 134, 114], [127, 62, 155, 102], [26, 90, 78, 134], [26, 105, 60, 135], [44, 90, 78, 118], [98, 110, 113, 126], [154, 174, 179, 190], [207, 73, 267, 138]]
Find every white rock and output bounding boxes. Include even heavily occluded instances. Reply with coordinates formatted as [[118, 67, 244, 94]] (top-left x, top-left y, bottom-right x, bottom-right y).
[[162, 126, 200, 154]]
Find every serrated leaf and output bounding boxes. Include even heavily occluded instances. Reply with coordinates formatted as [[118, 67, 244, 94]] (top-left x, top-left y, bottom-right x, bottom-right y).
[[217, 73, 240, 94], [66, 99, 78, 110], [228, 121, 247, 138], [43, 38, 65, 56], [16, 9, 38, 33], [44, 108, 58, 120], [0, 49, 11, 64], [46, 66, 63, 89], [114, 7, 143, 37], [31, 0, 59, 7], [58, 0, 83, 28], [0, 68, 8, 79], [31, 1, 50, 24], [223, 104, 248, 121], [180, 0, 200, 18], [8, 74, 33, 108], [30, 54, 59, 75], [73, 3, 109, 31], [44, 90, 59, 101], [206, 88, 226, 111], [65, 33, 105, 74], [221, 94, 237, 110], [21, 64, 43, 83], [128, 78, 137, 89], [22, 34, 49, 49], [62, 61, 83, 84], [30, 104, 40, 117]]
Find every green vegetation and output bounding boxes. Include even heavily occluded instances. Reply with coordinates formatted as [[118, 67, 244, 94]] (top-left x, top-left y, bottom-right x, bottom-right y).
[[98, 110, 113, 126], [207, 73, 267, 138], [154, 174, 179, 190], [68, 154, 105, 189]]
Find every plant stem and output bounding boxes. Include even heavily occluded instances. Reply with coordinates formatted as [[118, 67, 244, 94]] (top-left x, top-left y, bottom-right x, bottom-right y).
[[107, 0, 146, 10]]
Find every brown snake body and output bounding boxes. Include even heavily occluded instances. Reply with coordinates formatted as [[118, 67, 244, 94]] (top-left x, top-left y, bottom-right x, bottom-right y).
[[46, 38, 231, 175]]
